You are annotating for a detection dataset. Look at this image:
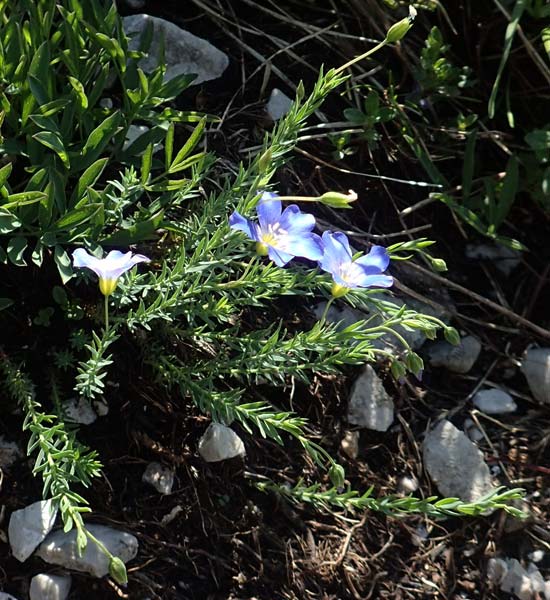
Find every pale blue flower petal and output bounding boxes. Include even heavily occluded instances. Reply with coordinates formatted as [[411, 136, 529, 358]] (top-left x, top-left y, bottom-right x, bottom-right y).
[[319, 231, 352, 273], [354, 245, 390, 273], [72, 248, 102, 274], [256, 192, 282, 229], [279, 205, 316, 233], [72, 248, 150, 282], [229, 211, 260, 241], [283, 233, 323, 261], [355, 273, 394, 288], [267, 245, 294, 267]]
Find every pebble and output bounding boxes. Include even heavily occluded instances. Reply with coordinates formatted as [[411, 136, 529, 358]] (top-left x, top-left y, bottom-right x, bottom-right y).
[[465, 243, 521, 277], [0, 435, 21, 469], [340, 431, 359, 459], [123, 14, 229, 85], [347, 366, 394, 432], [266, 88, 293, 120], [473, 389, 517, 414], [30, 574, 72, 600], [198, 423, 246, 462], [36, 524, 138, 578], [427, 335, 481, 374], [142, 462, 175, 495], [397, 475, 419, 494], [521, 347, 550, 405], [463, 418, 484, 443], [8, 500, 58, 562], [62, 397, 97, 425], [499, 558, 535, 600], [423, 420, 494, 502]]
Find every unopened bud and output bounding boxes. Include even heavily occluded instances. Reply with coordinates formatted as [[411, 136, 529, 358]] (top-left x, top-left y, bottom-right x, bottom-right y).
[[430, 257, 448, 272], [109, 556, 128, 585], [444, 327, 460, 346], [405, 351, 424, 377], [385, 6, 417, 43], [258, 148, 272, 173], [329, 463, 346, 488], [319, 189, 358, 209]]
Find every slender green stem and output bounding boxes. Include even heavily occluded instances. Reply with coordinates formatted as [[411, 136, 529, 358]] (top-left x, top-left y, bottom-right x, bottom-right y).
[[334, 40, 387, 75], [104, 295, 109, 334], [319, 297, 335, 324]]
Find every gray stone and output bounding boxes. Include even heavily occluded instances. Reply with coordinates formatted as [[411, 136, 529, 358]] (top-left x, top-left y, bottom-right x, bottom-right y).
[[463, 418, 484, 443], [8, 500, 58, 563], [340, 431, 359, 459], [30, 574, 72, 600], [198, 423, 245, 462], [521, 347, 550, 405], [347, 366, 394, 432], [266, 88, 293, 121], [123, 14, 229, 85], [122, 124, 150, 152], [427, 335, 481, 374], [36, 524, 138, 578], [466, 243, 521, 277], [62, 397, 97, 425], [499, 558, 533, 600], [142, 462, 174, 495], [473, 389, 517, 414], [0, 435, 21, 469], [0, 594, 20, 600], [423, 420, 494, 502]]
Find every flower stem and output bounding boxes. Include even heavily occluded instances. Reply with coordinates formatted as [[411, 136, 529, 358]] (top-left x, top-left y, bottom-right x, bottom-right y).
[[104, 295, 109, 335], [334, 40, 387, 75], [319, 297, 335, 324]]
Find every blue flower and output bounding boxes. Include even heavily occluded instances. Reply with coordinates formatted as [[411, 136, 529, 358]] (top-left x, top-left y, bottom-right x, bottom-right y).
[[229, 192, 323, 267], [319, 231, 393, 297], [72, 248, 150, 296]]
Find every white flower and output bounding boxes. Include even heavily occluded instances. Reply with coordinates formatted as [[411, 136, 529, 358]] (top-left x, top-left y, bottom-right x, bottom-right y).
[[72, 248, 150, 296]]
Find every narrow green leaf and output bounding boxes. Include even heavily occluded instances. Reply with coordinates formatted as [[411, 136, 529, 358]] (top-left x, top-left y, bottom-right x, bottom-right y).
[[72, 157, 108, 203], [33, 131, 70, 168], [74, 110, 121, 171], [7, 236, 28, 266], [140, 143, 154, 185], [169, 117, 206, 173], [165, 122, 174, 170], [0, 208, 21, 233], [68, 76, 88, 110], [0, 162, 12, 188]]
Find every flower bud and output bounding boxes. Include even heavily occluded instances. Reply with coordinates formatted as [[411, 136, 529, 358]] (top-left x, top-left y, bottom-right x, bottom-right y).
[[444, 326, 460, 346], [258, 148, 273, 174], [385, 6, 417, 43], [429, 257, 448, 272], [109, 556, 128, 585], [391, 360, 407, 381], [329, 463, 346, 488], [319, 189, 358, 209], [405, 351, 424, 377]]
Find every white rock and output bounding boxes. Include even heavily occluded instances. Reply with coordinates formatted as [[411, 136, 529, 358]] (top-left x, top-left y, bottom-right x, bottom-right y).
[[528, 563, 546, 596], [340, 430, 359, 459], [473, 389, 517, 414], [8, 500, 58, 562], [463, 418, 484, 443], [487, 557, 508, 585], [521, 347, 550, 405], [30, 574, 72, 600], [466, 243, 521, 277], [36, 524, 138, 578], [62, 397, 97, 425], [266, 88, 293, 121], [500, 559, 533, 600], [123, 14, 229, 85], [122, 124, 150, 152], [142, 462, 174, 495], [427, 335, 481, 374], [347, 366, 394, 432], [423, 420, 494, 502], [93, 399, 109, 417], [529, 550, 545, 563], [0, 435, 21, 468], [198, 423, 245, 462], [397, 475, 419, 494]]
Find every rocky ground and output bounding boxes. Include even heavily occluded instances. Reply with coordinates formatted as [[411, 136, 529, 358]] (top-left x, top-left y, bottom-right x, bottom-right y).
[[1, 1, 550, 599]]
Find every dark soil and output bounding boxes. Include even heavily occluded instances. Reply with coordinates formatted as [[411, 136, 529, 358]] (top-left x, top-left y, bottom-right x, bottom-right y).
[[1, 1, 550, 599]]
